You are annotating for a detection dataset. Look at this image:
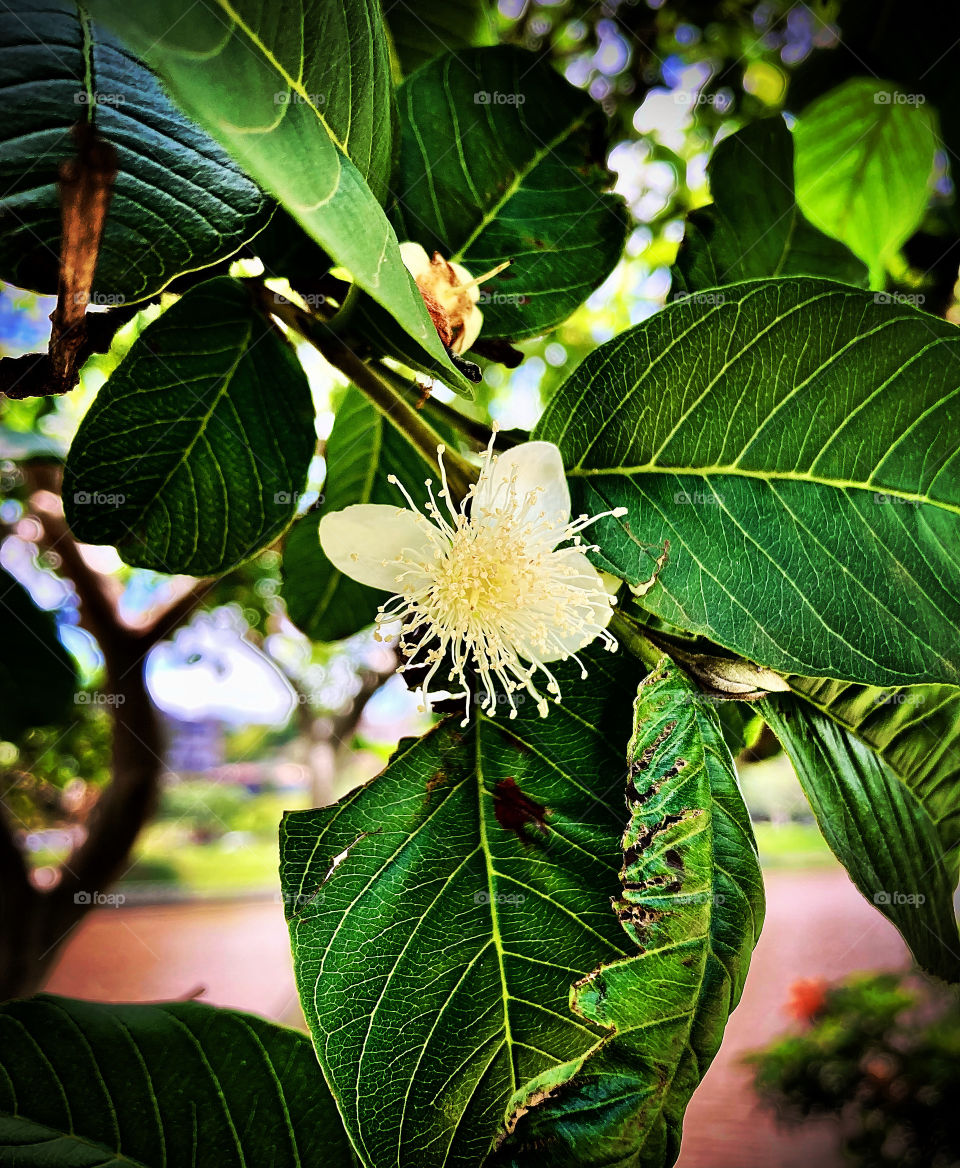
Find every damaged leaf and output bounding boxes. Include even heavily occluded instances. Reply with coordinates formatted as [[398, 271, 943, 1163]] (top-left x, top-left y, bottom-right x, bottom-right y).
[[496, 657, 764, 1168], [279, 648, 644, 1168]]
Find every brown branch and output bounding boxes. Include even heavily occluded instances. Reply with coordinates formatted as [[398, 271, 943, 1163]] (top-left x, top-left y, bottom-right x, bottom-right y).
[[137, 579, 215, 649]]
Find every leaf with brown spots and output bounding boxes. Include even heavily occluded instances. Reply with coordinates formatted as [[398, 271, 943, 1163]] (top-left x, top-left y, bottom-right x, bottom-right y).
[[497, 657, 764, 1168], [494, 778, 549, 841]]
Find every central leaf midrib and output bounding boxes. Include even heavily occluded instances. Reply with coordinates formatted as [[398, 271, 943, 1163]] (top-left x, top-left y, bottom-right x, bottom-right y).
[[570, 463, 958, 515], [475, 722, 517, 1095], [214, 0, 348, 154], [127, 318, 253, 549], [449, 97, 591, 261]]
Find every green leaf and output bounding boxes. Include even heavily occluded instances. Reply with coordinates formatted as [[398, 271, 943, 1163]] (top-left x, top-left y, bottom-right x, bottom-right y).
[[793, 78, 937, 282], [63, 277, 315, 577], [535, 277, 960, 688], [785, 675, 960, 872], [0, 994, 358, 1167], [387, 0, 496, 77], [0, 569, 76, 740], [282, 386, 434, 641], [392, 46, 628, 340], [280, 648, 645, 1168], [498, 657, 764, 1167], [761, 695, 960, 983], [83, 0, 466, 382], [671, 117, 867, 293], [0, 0, 268, 303]]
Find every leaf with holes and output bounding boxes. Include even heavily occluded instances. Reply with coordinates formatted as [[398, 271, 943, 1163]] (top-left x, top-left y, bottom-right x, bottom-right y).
[[282, 386, 436, 642], [63, 277, 315, 576], [280, 648, 645, 1168], [794, 78, 937, 283], [762, 695, 960, 982], [497, 656, 764, 1167], [84, 0, 468, 385], [671, 117, 866, 294], [536, 277, 960, 689], [0, 994, 358, 1166], [0, 0, 269, 303]]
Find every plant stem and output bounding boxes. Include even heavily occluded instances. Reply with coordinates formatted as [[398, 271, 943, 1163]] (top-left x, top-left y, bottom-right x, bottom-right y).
[[610, 607, 666, 670], [376, 363, 524, 452], [262, 288, 476, 503]]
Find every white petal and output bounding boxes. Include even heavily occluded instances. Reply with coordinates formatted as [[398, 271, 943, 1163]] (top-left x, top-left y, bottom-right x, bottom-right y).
[[452, 305, 483, 354], [515, 551, 615, 663], [473, 441, 571, 533], [399, 242, 431, 280], [319, 504, 437, 592]]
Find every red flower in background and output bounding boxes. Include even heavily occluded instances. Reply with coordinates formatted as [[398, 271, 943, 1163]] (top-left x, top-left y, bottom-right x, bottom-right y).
[[786, 977, 830, 1023]]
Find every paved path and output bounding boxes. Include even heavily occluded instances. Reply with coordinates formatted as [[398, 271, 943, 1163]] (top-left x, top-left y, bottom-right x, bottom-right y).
[[45, 868, 909, 1165]]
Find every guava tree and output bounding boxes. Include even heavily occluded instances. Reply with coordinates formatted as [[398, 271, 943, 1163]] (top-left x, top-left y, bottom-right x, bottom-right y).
[[1, 1, 958, 1167]]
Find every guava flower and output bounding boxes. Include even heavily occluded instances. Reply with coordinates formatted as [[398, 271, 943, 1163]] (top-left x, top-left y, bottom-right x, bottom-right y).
[[400, 241, 508, 355], [318, 436, 627, 721]]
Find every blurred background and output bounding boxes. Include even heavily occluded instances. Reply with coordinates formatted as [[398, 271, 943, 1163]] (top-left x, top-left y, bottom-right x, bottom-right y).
[[2, 1, 958, 1165]]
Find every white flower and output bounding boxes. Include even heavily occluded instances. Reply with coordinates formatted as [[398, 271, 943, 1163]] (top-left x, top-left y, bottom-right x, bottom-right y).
[[400, 242, 483, 355], [318, 436, 627, 722], [400, 242, 509, 355]]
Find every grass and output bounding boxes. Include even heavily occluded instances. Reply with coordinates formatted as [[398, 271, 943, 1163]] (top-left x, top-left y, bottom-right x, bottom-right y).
[[752, 821, 836, 869]]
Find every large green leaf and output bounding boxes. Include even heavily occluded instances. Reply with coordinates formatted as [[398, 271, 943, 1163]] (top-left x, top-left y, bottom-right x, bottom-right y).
[[281, 648, 644, 1168], [84, 0, 466, 383], [0, 569, 76, 740], [0, 0, 268, 303], [671, 117, 866, 293], [282, 385, 434, 641], [762, 696, 960, 983], [387, 0, 496, 76], [535, 277, 960, 688], [498, 657, 763, 1167], [0, 994, 358, 1166], [786, 675, 960, 869], [63, 277, 315, 576], [392, 45, 628, 340], [793, 78, 937, 283]]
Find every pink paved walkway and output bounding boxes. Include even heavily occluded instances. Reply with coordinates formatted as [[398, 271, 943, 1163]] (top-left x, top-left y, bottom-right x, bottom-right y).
[[45, 868, 908, 1166]]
